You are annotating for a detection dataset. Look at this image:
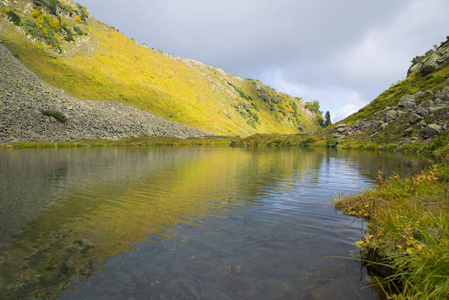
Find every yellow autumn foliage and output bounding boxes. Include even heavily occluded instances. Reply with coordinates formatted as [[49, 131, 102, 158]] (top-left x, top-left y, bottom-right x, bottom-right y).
[[0, 0, 320, 136]]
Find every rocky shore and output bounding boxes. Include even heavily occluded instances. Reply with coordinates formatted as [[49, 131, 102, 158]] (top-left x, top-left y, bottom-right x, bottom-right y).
[[0, 43, 212, 144]]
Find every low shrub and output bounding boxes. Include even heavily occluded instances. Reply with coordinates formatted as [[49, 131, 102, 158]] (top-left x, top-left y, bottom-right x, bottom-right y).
[[6, 10, 22, 26], [40, 109, 68, 122]]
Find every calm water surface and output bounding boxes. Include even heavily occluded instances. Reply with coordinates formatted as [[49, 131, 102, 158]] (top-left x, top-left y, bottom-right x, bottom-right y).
[[0, 147, 421, 299]]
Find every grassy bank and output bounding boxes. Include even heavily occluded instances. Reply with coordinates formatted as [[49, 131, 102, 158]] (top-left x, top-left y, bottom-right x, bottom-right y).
[[0, 136, 234, 149], [334, 162, 449, 299]]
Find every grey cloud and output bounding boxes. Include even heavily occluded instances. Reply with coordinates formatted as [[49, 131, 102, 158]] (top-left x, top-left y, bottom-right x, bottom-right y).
[[75, 0, 449, 121]]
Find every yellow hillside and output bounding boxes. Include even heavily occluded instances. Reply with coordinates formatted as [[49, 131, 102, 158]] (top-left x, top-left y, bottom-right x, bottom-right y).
[[0, 0, 321, 135]]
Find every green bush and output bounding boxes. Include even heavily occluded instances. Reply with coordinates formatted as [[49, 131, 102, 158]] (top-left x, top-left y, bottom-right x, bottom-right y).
[[73, 26, 84, 35], [6, 10, 22, 26], [24, 19, 44, 38], [40, 109, 68, 122], [39, 0, 58, 15]]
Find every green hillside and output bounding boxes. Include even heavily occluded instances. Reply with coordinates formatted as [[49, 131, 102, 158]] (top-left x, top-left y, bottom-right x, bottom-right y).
[[316, 37, 449, 149], [0, 0, 321, 136]]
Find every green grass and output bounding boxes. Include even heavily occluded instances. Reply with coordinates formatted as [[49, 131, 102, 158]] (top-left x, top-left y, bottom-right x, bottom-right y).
[[334, 164, 449, 299], [0, 136, 235, 149], [343, 62, 449, 127]]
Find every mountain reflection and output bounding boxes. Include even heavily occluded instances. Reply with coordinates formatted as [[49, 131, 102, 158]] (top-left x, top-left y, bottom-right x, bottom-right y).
[[0, 147, 419, 299]]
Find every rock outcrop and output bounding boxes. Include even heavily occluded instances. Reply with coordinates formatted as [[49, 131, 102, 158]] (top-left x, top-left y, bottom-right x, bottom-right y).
[[326, 36, 449, 145], [0, 43, 212, 144], [408, 37, 449, 77], [325, 81, 449, 143]]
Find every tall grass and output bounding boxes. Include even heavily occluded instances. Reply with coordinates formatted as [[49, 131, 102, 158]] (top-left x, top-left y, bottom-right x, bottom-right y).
[[335, 165, 449, 299]]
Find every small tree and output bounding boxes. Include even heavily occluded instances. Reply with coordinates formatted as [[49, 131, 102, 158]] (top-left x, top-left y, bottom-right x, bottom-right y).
[[324, 111, 332, 127]]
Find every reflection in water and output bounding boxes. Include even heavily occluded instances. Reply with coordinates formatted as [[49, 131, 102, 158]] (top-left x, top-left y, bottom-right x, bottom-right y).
[[0, 147, 420, 299]]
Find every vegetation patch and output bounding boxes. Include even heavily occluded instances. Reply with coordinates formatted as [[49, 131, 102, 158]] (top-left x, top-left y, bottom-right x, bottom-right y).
[[0, 136, 235, 149], [39, 109, 67, 122], [334, 159, 449, 298]]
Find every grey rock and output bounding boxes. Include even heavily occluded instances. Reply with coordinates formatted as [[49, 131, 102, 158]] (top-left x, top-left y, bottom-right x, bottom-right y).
[[421, 100, 434, 108], [384, 110, 398, 122], [335, 124, 349, 129], [409, 113, 423, 124], [399, 138, 411, 146], [429, 105, 447, 113], [414, 91, 430, 100], [335, 124, 350, 135], [332, 133, 346, 140], [373, 120, 384, 128], [425, 124, 441, 137], [421, 54, 440, 76], [397, 95, 417, 109], [415, 106, 428, 117], [403, 127, 414, 136], [418, 120, 427, 128], [407, 62, 422, 76]]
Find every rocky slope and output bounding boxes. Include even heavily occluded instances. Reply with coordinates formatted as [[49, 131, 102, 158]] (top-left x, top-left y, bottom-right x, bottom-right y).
[[0, 42, 211, 144], [323, 38, 449, 146]]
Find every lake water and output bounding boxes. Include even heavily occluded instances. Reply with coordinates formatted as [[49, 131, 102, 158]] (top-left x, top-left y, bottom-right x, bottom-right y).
[[0, 147, 421, 299]]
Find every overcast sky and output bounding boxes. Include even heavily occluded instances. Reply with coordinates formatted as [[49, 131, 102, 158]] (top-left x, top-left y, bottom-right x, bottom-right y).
[[76, 0, 449, 122]]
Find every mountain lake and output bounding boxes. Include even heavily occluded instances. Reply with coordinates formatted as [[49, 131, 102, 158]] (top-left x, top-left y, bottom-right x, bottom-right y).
[[0, 147, 422, 299]]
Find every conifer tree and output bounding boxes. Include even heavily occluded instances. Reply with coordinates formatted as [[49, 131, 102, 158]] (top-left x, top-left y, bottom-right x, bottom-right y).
[[324, 111, 332, 127]]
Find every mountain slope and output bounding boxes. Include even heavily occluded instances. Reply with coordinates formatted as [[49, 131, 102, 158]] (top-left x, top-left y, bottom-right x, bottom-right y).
[[0, 0, 321, 137], [0, 42, 211, 143], [320, 37, 449, 147]]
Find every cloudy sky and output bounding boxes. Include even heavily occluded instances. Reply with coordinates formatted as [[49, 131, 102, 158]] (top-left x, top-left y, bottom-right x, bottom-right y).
[[76, 0, 449, 122]]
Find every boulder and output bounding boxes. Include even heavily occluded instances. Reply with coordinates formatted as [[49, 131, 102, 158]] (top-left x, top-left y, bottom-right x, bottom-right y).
[[436, 44, 449, 64], [425, 124, 441, 137], [421, 54, 440, 76], [407, 62, 422, 76], [429, 105, 447, 113], [335, 124, 350, 135], [415, 106, 429, 117], [433, 87, 449, 103], [384, 110, 398, 122], [403, 127, 414, 137], [409, 113, 423, 124], [421, 99, 434, 108], [399, 138, 411, 146], [397, 95, 417, 109], [332, 133, 346, 140], [414, 91, 431, 100]]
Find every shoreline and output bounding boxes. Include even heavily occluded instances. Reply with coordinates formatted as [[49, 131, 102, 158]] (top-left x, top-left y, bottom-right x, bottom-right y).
[[333, 164, 449, 298]]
